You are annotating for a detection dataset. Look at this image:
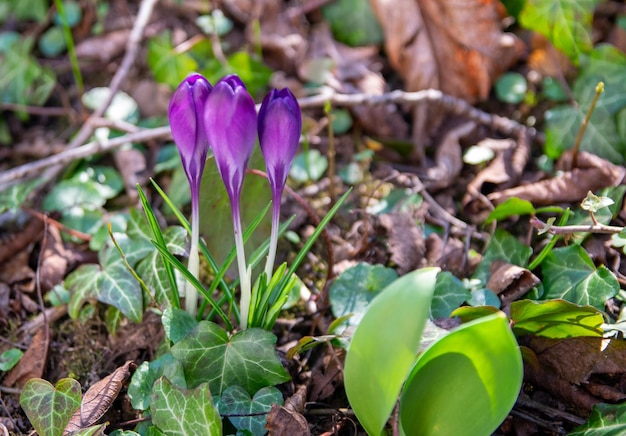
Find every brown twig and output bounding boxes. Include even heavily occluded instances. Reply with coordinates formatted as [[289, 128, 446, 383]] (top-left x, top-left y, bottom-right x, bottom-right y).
[[530, 216, 623, 235]]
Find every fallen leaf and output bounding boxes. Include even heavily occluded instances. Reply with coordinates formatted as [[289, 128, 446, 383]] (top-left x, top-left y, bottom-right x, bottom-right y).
[[371, 0, 523, 147], [424, 122, 475, 190], [379, 212, 425, 274], [65, 361, 135, 434], [39, 224, 71, 292], [486, 260, 540, 306], [524, 336, 626, 410], [266, 404, 310, 436], [75, 30, 131, 63], [488, 151, 626, 206], [3, 327, 49, 388], [309, 348, 344, 402]]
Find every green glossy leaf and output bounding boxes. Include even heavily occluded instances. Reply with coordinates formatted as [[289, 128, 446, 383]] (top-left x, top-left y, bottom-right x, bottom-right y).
[[53, 1, 82, 27], [570, 402, 626, 435], [519, 0, 600, 63], [162, 307, 197, 344], [485, 197, 536, 224], [0, 348, 23, 371], [171, 321, 290, 395], [542, 245, 619, 309], [430, 272, 470, 319], [344, 268, 439, 436], [66, 246, 144, 322], [494, 72, 527, 104], [19, 378, 82, 436], [218, 385, 283, 435], [147, 31, 198, 89], [468, 288, 501, 308], [473, 229, 532, 284], [450, 305, 501, 322], [510, 299, 603, 338], [43, 178, 106, 211], [578, 44, 626, 115], [329, 263, 398, 330], [150, 377, 221, 436], [322, 0, 383, 47], [128, 355, 186, 411], [400, 313, 523, 436]]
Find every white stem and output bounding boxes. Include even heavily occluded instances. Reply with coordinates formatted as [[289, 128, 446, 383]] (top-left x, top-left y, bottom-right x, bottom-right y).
[[264, 196, 280, 281], [233, 206, 251, 329], [185, 200, 200, 316]]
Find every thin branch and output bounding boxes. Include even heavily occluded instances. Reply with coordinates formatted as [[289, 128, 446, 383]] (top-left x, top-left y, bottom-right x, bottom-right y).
[[299, 87, 542, 141], [0, 126, 171, 188], [530, 217, 624, 235]]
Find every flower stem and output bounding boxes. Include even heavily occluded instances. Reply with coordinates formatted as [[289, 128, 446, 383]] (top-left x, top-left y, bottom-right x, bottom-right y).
[[264, 194, 281, 282], [233, 201, 251, 329], [185, 193, 200, 316]]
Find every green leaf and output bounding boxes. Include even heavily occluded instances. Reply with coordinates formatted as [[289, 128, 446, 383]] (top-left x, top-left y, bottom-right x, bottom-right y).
[[81, 87, 139, 123], [570, 402, 626, 435], [519, 0, 600, 64], [218, 385, 283, 435], [5, 0, 48, 21], [581, 191, 614, 213], [38, 26, 66, 58], [542, 245, 619, 309], [147, 31, 199, 89], [0, 177, 44, 213], [472, 229, 532, 284], [289, 149, 329, 183], [578, 44, 626, 115], [494, 72, 528, 104], [510, 299, 604, 338], [0, 348, 23, 371], [19, 378, 82, 436], [344, 268, 439, 436], [485, 197, 536, 224], [43, 178, 106, 211], [199, 148, 271, 267], [544, 92, 625, 163], [128, 354, 186, 411], [0, 38, 56, 106], [329, 263, 398, 330], [150, 377, 222, 436], [430, 272, 470, 319], [162, 307, 197, 344], [171, 322, 290, 395], [66, 246, 144, 322], [467, 288, 501, 308], [400, 313, 522, 436], [322, 0, 383, 47]]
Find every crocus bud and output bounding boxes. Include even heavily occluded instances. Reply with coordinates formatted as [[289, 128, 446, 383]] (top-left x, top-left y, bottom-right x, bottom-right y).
[[169, 73, 212, 194], [204, 74, 257, 204], [258, 88, 301, 280], [258, 88, 302, 197], [168, 72, 212, 316]]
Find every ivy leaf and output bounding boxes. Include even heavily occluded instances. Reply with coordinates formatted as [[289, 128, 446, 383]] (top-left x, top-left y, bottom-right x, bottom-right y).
[[19, 378, 82, 436], [171, 321, 290, 395], [542, 245, 619, 309], [430, 272, 470, 319], [580, 191, 614, 213], [519, 0, 601, 64], [570, 402, 626, 435], [218, 385, 283, 435], [128, 355, 186, 411], [329, 263, 398, 329], [147, 31, 198, 89], [150, 377, 221, 435]]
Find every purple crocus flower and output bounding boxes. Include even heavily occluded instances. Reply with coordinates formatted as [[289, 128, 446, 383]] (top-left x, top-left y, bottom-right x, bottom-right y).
[[258, 88, 301, 279], [169, 73, 212, 316], [204, 74, 257, 328]]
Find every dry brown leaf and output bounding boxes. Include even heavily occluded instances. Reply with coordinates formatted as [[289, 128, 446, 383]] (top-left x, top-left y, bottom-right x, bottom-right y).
[[64, 360, 135, 434], [39, 225, 70, 292], [266, 385, 310, 436], [114, 147, 147, 203], [309, 348, 344, 403], [3, 327, 49, 388], [488, 151, 626, 206], [425, 233, 480, 278], [524, 336, 626, 410], [379, 212, 425, 275], [424, 122, 475, 190], [371, 0, 524, 147], [75, 30, 131, 63], [0, 213, 43, 264], [486, 260, 540, 306]]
